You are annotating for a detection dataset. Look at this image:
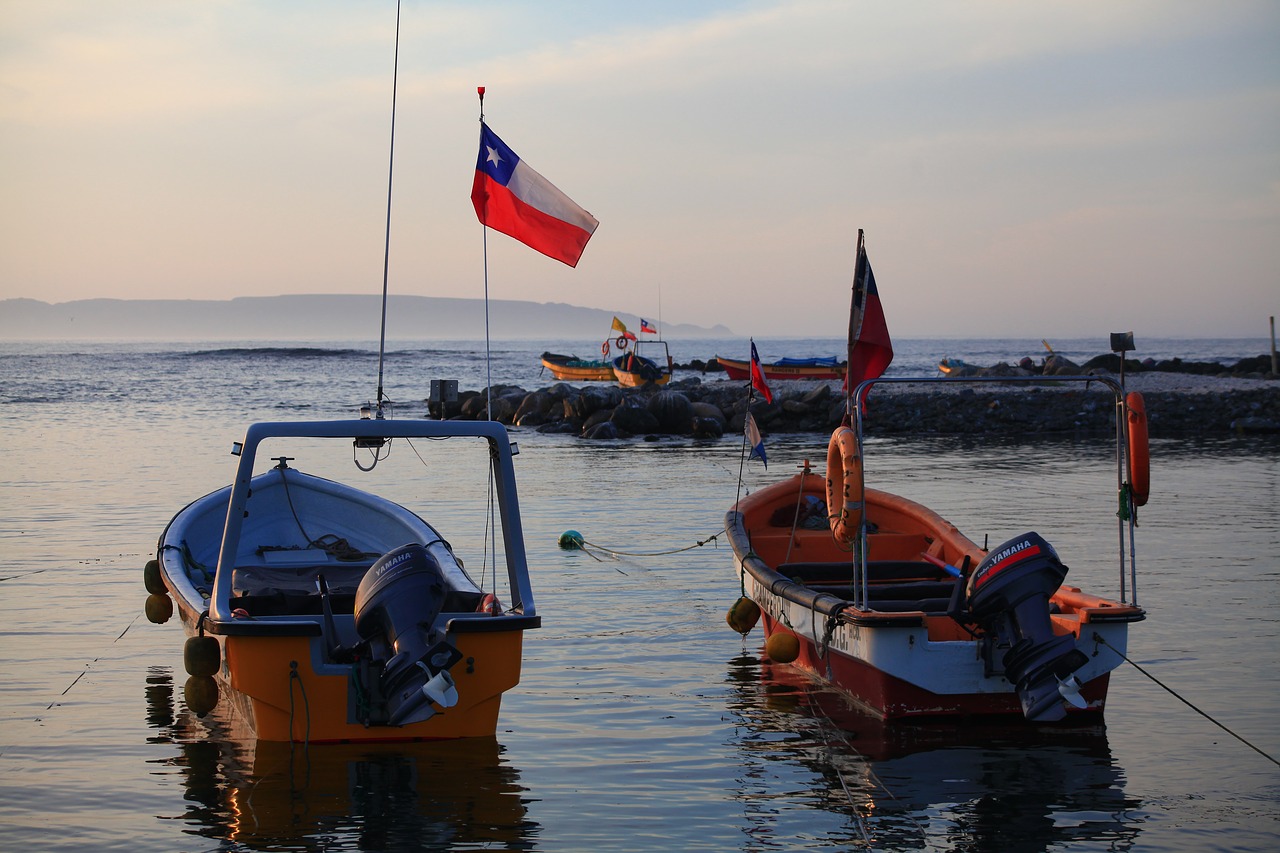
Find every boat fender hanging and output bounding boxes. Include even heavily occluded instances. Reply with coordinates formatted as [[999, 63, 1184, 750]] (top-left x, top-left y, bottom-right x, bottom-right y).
[[143, 559, 166, 595], [726, 597, 761, 635], [183, 675, 219, 717], [184, 618, 221, 678], [765, 632, 799, 663], [826, 426, 863, 544], [1126, 392, 1150, 506], [145, 593, 173, 624]]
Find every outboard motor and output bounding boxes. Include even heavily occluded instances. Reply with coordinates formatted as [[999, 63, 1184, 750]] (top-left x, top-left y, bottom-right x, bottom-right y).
[[353, 543, 463, 726], [966, 532, 1088, 722]]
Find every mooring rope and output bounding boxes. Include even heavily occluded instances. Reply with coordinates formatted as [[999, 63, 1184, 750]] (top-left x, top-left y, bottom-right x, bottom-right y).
[[577, 530, 725, 559], [1094, 632, 1279, 767]]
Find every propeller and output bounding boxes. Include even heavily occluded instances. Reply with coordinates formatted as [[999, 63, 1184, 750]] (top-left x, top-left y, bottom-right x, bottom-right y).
[[1056, 674, 1087, 709]]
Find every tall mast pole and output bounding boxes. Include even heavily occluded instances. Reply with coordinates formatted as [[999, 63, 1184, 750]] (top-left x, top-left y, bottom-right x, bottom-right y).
[[846, 228, 866, 408], [374, 0, 402, 417]]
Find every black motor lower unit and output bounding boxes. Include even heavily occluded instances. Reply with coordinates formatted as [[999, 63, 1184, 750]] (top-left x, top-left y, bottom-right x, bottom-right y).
[[966, 532, 1088, 722], [352, 543, 463, 726]]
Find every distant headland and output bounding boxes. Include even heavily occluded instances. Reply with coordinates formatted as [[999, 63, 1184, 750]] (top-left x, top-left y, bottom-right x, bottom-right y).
[[0, 295, 735, 341]]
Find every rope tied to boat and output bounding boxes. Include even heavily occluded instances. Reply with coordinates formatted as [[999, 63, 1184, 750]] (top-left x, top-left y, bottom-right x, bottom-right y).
[[288, 660, 311, 753], [1092, 632, 1278, 767], [569, 531, 725, 559]]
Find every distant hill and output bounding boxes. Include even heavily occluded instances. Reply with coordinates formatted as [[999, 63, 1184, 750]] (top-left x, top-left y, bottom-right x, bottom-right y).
[[0, 295, 733, 341]]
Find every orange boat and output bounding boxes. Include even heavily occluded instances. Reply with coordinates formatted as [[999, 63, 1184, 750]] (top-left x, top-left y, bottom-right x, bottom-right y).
[[540, 350, 616, 382], [716, 355, 846, 382], [726, 372, 1148, 721], [149, 418, 540, 743], [612, 339, 673, 387]]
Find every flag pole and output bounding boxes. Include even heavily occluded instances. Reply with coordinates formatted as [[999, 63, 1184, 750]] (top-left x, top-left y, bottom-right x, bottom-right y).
[[845, 228, 867, 417], [477, 86, 492, 421], [374, 0, 402, 418]]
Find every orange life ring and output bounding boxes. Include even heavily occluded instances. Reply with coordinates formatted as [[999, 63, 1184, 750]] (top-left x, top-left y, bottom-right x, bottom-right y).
[[826, 426, 864, 543], [616, 335, 630, 350], [1126, 391, 1150, 507], [600, 341, 610, 357]]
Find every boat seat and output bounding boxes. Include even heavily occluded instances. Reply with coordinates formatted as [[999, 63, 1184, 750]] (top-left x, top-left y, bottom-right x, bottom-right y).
[[864, 598, 954, 615], [778, 560, 951, 584], [228, 562, 486, 617]]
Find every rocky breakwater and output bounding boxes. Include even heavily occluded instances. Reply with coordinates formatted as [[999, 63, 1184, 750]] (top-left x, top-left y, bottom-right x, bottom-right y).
[[432, 360, 1280, 440]]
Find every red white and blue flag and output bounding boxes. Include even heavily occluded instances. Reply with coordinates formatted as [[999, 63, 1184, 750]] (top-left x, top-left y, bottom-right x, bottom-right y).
[[471, 122, 598, 267], [845, 244, 893, 404], [749, 339, 773, 404], [745, 412, 768, 469], [640, 318, 657, 335]]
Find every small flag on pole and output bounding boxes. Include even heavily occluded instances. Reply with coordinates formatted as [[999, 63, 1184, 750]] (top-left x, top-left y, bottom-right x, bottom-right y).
[[640, 318, 657, 335], [471, 122, 598, 267], [845, 239, 893, 407], [611, 316, 637, 341], [749, 340, 773, 403], [746, 412, 768, 469]]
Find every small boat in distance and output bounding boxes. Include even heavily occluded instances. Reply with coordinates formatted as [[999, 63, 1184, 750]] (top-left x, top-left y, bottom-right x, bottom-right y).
[[716, 355, 846, 382], [938, 356, 976, 376], [540, 350, 616, 382], [612, 339, 673, 387]]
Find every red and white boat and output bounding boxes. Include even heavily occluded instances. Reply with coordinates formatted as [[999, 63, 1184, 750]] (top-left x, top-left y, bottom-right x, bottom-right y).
[[725, 232, 1147, 722], [716, 355, 846, 382]]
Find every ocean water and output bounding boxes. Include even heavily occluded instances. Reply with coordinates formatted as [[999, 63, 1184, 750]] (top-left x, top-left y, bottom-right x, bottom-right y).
[[0, 338, 1277, 851]]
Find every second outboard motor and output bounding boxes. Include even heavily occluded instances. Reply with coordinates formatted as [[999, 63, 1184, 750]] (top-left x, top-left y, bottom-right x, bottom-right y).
[[966, 532, 1088, 722], [354, 543, 463, 726]]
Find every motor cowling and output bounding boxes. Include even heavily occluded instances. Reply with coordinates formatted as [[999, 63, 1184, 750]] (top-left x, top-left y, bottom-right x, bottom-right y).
[[354, 543, 462, 726], [966, 532, 1088, 721]]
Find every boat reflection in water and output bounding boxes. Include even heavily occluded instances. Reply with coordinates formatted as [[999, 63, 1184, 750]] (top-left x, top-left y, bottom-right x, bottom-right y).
[[726, 654, 1143, 850], [144, 666, 536, 850]]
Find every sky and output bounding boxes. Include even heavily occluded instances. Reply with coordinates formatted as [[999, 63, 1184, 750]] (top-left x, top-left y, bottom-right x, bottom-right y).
[[1, 0, 1277, 339]]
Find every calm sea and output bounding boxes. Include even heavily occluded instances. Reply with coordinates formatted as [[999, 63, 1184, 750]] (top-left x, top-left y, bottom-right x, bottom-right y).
[[0, 337, 1276, 852]]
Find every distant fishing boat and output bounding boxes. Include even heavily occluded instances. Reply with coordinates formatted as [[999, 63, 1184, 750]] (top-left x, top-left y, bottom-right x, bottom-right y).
[[937, 356, 975, 376], [612, 339, 673, 387], [726, 231, 1148, 722], [540, 350, 616, 382], [717, 355, 846, 382]]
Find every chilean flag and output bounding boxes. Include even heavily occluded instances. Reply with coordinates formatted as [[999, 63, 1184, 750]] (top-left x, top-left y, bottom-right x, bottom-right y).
[[471, 123, 599, 267], [640, 318, 657, 335], [845, 246, 893, 404], [750, 339, 773, 404]]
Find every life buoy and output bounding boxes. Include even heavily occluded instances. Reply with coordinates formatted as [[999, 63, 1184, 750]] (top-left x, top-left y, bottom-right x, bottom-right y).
[[826, 426, 863, 543], [1126, 391, 1150, 506], [616, 336, 630, 350], [600, 341, 609, 357]]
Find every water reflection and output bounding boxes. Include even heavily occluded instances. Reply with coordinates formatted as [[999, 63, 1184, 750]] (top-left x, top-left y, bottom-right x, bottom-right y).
[[143, 669, 537, 850], [726, 653, 1143, 851]]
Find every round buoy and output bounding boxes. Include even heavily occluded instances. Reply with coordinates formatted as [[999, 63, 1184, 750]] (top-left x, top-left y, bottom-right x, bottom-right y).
[[183, 675, 219, 717], [765, 632, 800, 663], [558, 530, 585, 550], [144, 592, 173, 624], [726, 597, 761, 635], [184, 635, 221, 678], [143, 559, 167, 595]]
